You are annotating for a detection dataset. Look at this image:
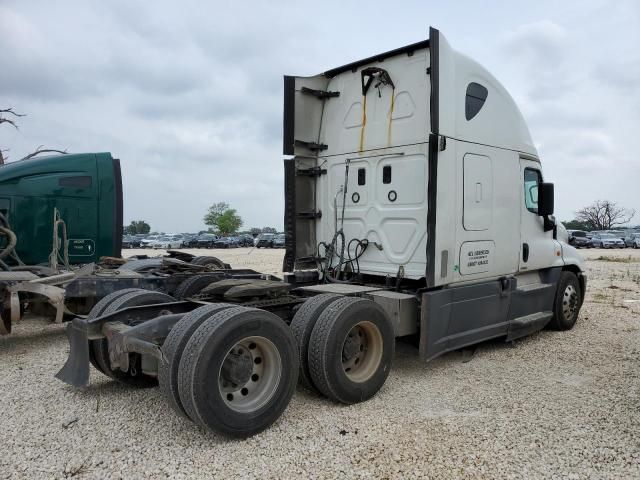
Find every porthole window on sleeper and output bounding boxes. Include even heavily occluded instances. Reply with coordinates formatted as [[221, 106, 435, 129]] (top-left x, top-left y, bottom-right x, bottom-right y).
[[465, 82, 488, 121]]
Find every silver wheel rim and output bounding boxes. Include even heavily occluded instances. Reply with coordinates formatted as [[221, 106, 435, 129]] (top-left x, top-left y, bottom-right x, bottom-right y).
[[218, 336, 281, 413], [341, 321, 383, 383], [562, 284, 578, 322]]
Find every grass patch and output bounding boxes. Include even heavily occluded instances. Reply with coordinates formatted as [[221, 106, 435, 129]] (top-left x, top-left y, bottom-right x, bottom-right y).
[[596, 255, 634, 263], [592, 292, 609, 302]]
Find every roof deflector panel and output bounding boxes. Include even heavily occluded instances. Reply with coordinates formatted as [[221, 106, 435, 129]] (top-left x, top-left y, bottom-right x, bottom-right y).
[[323, 40, 429, 78]]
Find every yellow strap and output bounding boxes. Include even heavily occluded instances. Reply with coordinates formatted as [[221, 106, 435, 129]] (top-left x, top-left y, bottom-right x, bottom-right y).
[[387, 87, 395, 147], [359, 94, 367, 152]]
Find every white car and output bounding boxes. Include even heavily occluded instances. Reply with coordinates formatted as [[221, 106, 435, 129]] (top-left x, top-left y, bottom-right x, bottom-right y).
[[591, 232, 625, 248], [151, 236, 183, 249], [624, 232, 640, 248], [140, 235, 159, 247]]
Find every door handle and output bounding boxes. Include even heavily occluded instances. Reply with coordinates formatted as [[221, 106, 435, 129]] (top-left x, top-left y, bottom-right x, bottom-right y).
[[522, 243, 529, 262]]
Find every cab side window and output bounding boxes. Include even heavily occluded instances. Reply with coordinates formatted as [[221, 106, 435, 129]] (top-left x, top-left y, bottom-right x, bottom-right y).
[[523, 168, 541, 214]]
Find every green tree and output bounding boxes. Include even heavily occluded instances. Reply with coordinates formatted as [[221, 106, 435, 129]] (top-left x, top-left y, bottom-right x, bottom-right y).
[[217, 210, 243, 235], [561, 219, 589, 231], [262, 226, 277, 233], [204, 202, 243, 235], [203, 202, 229, 227], [124, 220, 151, 235], [250, 227, 262, 236]]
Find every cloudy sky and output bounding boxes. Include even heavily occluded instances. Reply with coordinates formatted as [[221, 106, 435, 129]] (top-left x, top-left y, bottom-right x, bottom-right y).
[[1, 0, 638, 232]]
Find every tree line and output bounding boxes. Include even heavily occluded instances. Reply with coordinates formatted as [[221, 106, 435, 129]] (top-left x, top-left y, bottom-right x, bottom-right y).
[[563, 200, 636, 231], [123, 202, 280, 236]]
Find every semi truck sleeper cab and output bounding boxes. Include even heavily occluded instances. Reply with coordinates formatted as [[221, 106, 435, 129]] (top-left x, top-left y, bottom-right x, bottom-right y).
[[57, 27, 586, 438]]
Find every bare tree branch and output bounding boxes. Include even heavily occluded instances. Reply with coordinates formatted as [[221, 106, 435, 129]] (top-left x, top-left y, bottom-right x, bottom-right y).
[[0, 108, 26, 130], [575, 200, 636, 230], [21, 145, 68, 160]]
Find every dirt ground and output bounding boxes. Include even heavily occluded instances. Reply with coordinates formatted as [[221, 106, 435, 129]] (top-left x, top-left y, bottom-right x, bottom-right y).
[[0, 247, 638, 479]]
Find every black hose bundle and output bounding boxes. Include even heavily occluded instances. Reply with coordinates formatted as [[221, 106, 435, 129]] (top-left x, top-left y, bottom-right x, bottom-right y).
[[315, 161, 371, 283]]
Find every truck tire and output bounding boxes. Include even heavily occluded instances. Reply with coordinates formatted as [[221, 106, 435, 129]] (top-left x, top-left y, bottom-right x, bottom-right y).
[[190, 256, 226, 269], [173, 274, 224, 299], [117, 258, 163, 273], [308, 297, 394, 404], [290, 294, 342, 392], [548, 271, 582, 331], [177, 306, 298, 437], [92, 290, 176, 386], [159, 303, 233, 419], [87, 288, 147, 373]]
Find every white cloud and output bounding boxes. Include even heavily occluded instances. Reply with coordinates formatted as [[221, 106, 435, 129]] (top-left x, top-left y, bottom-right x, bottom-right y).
[[1, 0, 638, 231]]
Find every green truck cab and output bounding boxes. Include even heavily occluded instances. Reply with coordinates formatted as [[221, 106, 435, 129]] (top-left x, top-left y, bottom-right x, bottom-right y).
[[0, 152, 122, 264]]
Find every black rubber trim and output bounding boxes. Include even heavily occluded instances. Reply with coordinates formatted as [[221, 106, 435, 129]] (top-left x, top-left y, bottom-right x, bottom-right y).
[[112, 157, 123, 258], [282, 158, 296, 273], [426, 134, 439, 286], [324, 40, 429, 79], [283, 76, 295, 155], [429, 27, 439, 135]]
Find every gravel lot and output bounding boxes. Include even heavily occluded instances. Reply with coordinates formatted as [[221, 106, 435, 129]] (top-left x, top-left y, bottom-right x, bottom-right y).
[[1, 247, 639, 479]]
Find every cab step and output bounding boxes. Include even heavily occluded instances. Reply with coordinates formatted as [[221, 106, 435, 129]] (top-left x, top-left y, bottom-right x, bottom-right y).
[[506, 311, 553, 341]]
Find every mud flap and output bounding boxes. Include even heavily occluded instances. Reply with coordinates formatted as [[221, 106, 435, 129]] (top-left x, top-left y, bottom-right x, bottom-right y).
[[55, 319, 91, 387]]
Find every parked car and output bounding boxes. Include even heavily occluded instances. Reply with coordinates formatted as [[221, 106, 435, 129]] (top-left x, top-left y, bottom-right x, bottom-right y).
[[151, 236, 183, 249], [237, 234, 254, 247], [605, 230, 627, 247], [182, 235, 201, 248], [256, 233, 275, 248], [273, 234, 286, 248], [140, 235, 160, 247], [195, 234, 218, 248], [624, 231, 640, 248], [212, 237, 239, 248], [591, 232, 625, 249], [180, 234, 195, 247], [567, 230, 590, 248], [122, 235, 141, 248]]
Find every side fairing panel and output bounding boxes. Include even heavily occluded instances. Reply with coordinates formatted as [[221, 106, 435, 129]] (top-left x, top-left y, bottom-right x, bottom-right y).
[[283, 75, 330, 156]]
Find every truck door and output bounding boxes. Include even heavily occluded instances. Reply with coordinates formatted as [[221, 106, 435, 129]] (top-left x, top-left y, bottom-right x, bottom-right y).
[[518, 158, 558, 271]]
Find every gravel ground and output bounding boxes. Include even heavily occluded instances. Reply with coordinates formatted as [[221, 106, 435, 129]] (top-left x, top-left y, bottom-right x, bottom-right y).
[[1, 247, 639, 479]]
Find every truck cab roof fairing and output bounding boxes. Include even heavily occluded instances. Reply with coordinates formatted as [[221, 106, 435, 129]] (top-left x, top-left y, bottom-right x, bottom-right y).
[[431, 29, 537, 156], [283, 28, 537, 158]]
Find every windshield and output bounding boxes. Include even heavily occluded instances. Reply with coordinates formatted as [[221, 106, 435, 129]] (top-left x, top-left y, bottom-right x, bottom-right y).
[[600, 234, 616, 239], [260, 234, 275, 239], [573, 231, 586, 237]]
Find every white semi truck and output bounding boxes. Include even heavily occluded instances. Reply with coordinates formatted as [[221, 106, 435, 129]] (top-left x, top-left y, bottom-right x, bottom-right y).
[[58, 27, 586, 437]]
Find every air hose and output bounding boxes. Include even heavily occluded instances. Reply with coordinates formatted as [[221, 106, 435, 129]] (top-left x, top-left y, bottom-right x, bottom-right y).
[[0, 212, 25, 270], [49, 208, 70, 271]]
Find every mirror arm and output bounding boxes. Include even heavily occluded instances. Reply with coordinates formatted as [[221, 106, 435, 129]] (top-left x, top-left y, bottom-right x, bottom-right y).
[[543, 215, 556, 236]]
